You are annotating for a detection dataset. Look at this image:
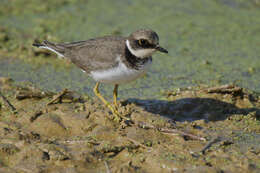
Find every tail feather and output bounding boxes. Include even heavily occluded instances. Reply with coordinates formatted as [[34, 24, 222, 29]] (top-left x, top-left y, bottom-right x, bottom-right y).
[[32, 40, 65, 58]]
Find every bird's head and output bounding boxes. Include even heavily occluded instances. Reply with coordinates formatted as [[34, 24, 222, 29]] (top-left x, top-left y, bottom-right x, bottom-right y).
[[126, 29, 168, 58]]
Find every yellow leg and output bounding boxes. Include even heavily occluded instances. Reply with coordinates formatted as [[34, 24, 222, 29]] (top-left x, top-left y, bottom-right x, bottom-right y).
[[93, 82, 121, 121], [113, 84, 119, 109]]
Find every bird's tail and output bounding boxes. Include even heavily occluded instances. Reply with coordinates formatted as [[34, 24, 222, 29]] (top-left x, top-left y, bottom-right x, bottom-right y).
[[32, 40, 66, 58]]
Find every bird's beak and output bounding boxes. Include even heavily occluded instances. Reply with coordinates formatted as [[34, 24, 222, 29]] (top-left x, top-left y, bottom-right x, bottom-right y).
[[155, 45, 168, 53]]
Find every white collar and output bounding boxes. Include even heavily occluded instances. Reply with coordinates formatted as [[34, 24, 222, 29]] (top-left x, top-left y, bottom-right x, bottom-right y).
[[126, 40, 155, 58]]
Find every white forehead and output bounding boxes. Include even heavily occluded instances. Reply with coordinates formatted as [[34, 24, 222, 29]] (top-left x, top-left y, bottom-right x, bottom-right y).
[[131, 30, 159, 44], [136, 35, 158, 40]]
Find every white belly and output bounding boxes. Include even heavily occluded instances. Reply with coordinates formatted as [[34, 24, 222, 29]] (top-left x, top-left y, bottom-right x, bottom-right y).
[[90, 57, 152, 84]]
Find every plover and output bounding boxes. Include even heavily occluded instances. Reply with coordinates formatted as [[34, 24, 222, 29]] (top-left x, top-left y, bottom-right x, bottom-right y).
[[33, 29, 168, 121]]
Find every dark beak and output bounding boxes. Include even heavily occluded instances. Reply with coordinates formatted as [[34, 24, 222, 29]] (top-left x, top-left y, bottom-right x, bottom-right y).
[[155, 45, 168, 53]]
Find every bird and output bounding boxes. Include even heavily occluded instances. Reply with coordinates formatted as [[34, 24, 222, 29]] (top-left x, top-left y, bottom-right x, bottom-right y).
[[33, 29, 168, 121]]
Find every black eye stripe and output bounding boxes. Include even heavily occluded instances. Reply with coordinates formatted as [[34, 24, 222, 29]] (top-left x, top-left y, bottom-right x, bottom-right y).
[[136, 39, 155, 48]]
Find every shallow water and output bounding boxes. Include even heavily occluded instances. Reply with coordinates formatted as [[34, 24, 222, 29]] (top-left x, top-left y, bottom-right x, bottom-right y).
[[0, 0, 259, 99]]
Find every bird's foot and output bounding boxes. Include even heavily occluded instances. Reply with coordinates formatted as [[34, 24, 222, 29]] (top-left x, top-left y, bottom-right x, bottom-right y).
[[111, 104, 132, 123], [105, 104, 123, 122], [111, 109, 121, 122]]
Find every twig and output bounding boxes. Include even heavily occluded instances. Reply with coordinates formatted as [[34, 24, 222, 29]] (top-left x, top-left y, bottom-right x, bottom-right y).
[[15, 90, 52, 100], [126, 137, 150, 149], [205, 84, 242, 94], [104, 161, 111, 173], [100, 145, 126, 154], [30, 110, 43, 122], [137, 121, 206, 141], [0, 91, 17, 113], [160, 128, 206, 141], [46, 89, 68, 105], [137, 121, 154, 129], [200, 136, 221, 154]]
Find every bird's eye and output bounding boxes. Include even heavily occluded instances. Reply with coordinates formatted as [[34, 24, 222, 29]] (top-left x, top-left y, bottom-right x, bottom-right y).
[[138, 39, 148, 46]]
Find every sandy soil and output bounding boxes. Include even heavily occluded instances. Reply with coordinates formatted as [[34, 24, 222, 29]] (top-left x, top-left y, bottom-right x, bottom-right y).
[[0, 77, 260, 173]]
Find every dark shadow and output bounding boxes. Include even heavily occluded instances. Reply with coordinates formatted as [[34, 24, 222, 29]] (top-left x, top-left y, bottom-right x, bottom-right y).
[[124, 97, 260, 122]]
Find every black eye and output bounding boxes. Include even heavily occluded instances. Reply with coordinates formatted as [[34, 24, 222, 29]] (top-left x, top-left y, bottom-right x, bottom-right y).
[[138, 39, 148, 46]]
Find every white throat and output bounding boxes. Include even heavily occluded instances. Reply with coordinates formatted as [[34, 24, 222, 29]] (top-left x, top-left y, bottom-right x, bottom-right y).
[[126, 40, 155, 58]]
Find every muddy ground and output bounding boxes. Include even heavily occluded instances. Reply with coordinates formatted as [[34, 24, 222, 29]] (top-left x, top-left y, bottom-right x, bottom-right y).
[[0, 77, 259, 173], [0, 0, 260, 172]]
